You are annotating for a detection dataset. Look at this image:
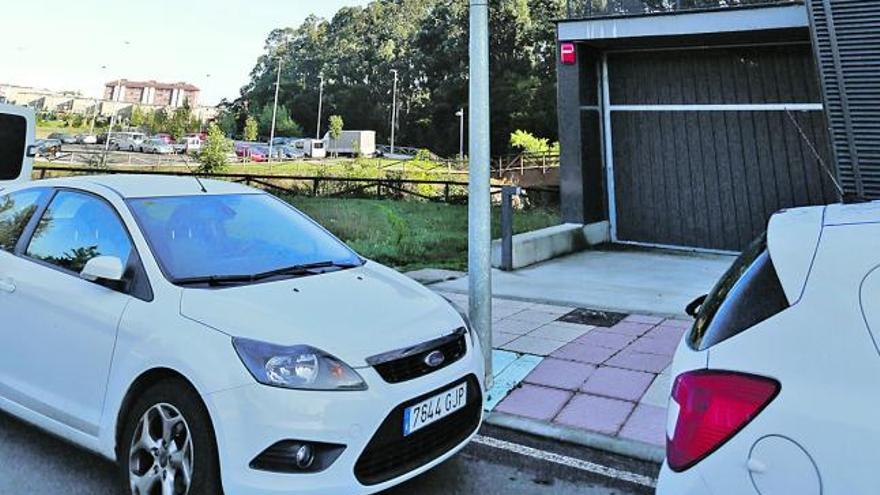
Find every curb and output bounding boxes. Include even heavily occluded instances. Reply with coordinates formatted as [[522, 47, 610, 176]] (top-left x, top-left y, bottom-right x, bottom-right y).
[[484, 411, 666, 465]]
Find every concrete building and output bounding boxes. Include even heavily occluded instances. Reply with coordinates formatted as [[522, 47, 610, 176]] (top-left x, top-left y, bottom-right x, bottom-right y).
[[104, 80, 200, 108], [555, 0, 840, 252]]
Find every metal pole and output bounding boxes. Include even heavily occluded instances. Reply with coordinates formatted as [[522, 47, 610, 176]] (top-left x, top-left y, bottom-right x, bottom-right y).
[[390, 69, 398, 155], [316, 75, 324, 140], [458, 108, 465, 162], [268, 57, 282, 163], [501, 186, 519, 271], [469, 0, 492, 388]]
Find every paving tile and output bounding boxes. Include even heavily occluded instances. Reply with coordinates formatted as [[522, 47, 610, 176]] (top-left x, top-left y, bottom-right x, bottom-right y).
[[485, 354, 544, 411], [640, 373, 671, 409], [495, 384, 573, 421], [491, 350, 519, 375], [603, 321, 654, 337], [619, 404, 667, 447], [624, 314, 665, 326], [500, 336, 567, 356], [528, 303, 576, 317], [580, 366, 655, 402], [574, 330, 636, 350], [628, 336, 679, 356], [661, 318, 693, 330], [528, 323, 592, 343], [506, 309, 564, 326], [494, 318, 542, 336], [554, 394, 635, 435], [645, 325, 688, 341], [492, 331, 521, 347], [524, 358, 596, 391], [606, 350, 673, 374], [551, 343, 619, 365]]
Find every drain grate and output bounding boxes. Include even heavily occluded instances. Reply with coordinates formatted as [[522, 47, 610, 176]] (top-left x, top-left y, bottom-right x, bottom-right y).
[[557, 308, 629, 328]]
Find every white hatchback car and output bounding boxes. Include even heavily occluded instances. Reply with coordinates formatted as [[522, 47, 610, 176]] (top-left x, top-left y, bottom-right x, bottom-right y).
[[658, 202, 880, 494], [0, 105, 485, 495]]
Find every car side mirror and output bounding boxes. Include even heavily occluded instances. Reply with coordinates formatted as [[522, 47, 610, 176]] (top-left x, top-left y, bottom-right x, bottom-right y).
[[80, 256, 126, 282], [685, 294, 708, 318]]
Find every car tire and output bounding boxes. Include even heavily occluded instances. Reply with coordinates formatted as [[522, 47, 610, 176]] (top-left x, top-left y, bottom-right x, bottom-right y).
[[118, 378, 222, 495]]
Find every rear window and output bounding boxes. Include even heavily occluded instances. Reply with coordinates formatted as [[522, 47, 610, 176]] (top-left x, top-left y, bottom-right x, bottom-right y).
[[0, 113, 26, 181], [688, 235, 790, 350]]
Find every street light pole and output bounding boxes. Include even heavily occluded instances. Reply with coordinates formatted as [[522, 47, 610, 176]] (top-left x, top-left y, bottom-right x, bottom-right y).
[[268, 57, 283, 163], [316, 74, 324, 140], [390, 69, 398, 155], [103, 41, 131, 156], [469, 0, 492, 388]]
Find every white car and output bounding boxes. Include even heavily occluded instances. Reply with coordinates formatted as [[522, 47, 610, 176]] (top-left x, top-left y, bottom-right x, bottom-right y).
[[140, 137, 175, 154], [0, 105, 485, 494], [112, 132, 147, 151], [658, 202, 880, 494]]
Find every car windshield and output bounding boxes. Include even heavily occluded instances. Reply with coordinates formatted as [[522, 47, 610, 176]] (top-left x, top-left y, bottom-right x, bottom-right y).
[[127, 193, 362, 283]]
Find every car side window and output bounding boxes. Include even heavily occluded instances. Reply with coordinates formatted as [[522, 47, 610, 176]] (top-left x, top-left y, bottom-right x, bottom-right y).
[[26, 191, 133, 274], [0, 190, 44, 252]]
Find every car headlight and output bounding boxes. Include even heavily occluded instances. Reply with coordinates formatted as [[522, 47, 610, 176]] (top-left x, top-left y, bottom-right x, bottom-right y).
[[233, 338, 367, 391]]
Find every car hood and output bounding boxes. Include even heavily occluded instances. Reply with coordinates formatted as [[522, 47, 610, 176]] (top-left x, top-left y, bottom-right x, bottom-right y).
[[179, 262, 465, 367]]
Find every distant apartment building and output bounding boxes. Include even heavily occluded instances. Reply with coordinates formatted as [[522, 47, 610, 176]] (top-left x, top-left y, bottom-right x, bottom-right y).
[[104, 80, 200, 108]]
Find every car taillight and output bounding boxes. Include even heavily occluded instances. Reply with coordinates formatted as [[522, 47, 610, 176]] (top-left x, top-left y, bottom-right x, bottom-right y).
[[667, 370, 779, 472]]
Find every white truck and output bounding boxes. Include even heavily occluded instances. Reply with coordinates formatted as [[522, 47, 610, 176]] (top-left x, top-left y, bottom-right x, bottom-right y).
[[292, 139, 326, 159], [322, 130, 376, 157]]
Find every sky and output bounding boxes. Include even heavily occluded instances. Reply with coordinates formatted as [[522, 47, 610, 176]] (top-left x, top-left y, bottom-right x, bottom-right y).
[[1, 0, 370, 106]]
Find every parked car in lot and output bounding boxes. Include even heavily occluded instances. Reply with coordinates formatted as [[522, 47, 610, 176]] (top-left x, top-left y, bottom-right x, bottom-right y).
[[33, 138, 62, 157], [75, 134, 98, 145], [658, 203, 880, 494], [153, 133, 174, 145], [139, 137, 175, 154], [235, 141, 269, 162], [47, 132, 76, 144], [111, 132, 146, 151], [174, 135, 202, 154], [0, 105, 485, 495]]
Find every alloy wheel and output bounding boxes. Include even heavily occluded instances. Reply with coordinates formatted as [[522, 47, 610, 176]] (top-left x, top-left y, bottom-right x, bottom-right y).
[[128, 403, 194, 495]]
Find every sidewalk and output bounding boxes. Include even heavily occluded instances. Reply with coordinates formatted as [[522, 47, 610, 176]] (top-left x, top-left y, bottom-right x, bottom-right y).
[[437, 290, 686, 462]]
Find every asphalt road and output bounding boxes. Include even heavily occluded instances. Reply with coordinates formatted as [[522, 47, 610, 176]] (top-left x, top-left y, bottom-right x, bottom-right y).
[[0, 411, 657, 495]]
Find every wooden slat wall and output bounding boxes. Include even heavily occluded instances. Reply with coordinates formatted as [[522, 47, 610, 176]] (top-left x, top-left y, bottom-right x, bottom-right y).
[[607, 45, 839, 250]]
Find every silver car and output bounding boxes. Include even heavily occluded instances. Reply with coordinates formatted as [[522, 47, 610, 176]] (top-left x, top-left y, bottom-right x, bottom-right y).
[[139, 138, 175, 154]]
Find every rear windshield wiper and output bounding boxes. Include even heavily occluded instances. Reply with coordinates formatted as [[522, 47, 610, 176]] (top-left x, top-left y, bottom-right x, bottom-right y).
[[172, 260, 363, 287]]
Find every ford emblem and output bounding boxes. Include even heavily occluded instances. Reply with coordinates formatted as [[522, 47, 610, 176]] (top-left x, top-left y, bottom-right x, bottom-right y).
[[424, 350, 446, 368]]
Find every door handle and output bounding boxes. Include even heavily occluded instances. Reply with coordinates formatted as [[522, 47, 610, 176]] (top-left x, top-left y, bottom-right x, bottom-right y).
[[0, 280, 16, 294]]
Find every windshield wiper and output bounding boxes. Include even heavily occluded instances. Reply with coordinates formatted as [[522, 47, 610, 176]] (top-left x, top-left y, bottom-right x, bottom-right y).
[[249, 260, 362, 281], [172, 260, 362, 287]]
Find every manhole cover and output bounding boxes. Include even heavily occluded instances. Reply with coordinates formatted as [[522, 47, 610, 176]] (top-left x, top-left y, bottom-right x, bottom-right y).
[[557, 308, 628, 328]]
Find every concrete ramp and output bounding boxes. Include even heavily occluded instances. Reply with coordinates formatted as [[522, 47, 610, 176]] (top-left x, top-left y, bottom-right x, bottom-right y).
[[434, 247, 734, 316]]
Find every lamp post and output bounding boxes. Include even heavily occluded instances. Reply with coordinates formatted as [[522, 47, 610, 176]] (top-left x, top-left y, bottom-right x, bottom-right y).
[[316, 74, 325, 140], [268, 57, 283, 163], [469, 0, 492, 387], [390, 69, 398, 155], [103, 41, 131, 156], [455, 108, 465, 163]]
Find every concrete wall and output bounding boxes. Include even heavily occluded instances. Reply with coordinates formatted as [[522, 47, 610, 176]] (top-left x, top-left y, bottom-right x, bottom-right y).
[[491, 222, 611, 270]]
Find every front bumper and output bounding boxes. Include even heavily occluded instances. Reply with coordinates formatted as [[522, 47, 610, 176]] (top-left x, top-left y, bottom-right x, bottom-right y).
[[205, 346, 485, 495]]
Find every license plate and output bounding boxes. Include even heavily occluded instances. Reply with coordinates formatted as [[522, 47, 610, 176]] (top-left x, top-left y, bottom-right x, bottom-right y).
[[403, 382, 468, 437]]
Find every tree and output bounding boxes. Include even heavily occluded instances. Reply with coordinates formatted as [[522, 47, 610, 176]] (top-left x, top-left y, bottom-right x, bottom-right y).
[[510, 129, 551, 154], [198, 123, 234, 173], [257, 104, 304, 137], [328, 115, 344, 157], [243, 116, 259, 141], [131, 107, 147, 129]]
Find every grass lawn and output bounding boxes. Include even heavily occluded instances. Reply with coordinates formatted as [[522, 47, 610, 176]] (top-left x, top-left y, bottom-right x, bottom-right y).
[[284, 196, 559, 272]]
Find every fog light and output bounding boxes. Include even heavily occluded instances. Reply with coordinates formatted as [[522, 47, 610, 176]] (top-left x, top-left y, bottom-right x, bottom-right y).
[[295, 444, 315, 469]]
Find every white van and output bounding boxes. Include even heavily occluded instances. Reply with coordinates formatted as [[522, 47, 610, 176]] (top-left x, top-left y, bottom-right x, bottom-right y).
[[110, 132, 146, 152]]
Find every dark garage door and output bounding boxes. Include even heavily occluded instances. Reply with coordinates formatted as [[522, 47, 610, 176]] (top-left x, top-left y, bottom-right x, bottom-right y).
[[606, 45, 840, 251]]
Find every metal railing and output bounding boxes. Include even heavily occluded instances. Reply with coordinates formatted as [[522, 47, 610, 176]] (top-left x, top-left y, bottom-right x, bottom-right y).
[[566, 0, 799, 19]]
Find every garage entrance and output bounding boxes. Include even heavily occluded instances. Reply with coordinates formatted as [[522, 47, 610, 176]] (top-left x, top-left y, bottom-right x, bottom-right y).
[[603, 44, 840, 251]]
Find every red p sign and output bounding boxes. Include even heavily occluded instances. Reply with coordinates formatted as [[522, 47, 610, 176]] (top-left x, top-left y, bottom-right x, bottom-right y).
[[560, 43, 576, 65]]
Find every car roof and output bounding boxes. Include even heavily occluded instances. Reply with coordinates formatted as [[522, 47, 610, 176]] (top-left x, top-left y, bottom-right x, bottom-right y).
[[824, 201, 880, 226], [31, 174, 261, 199]]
